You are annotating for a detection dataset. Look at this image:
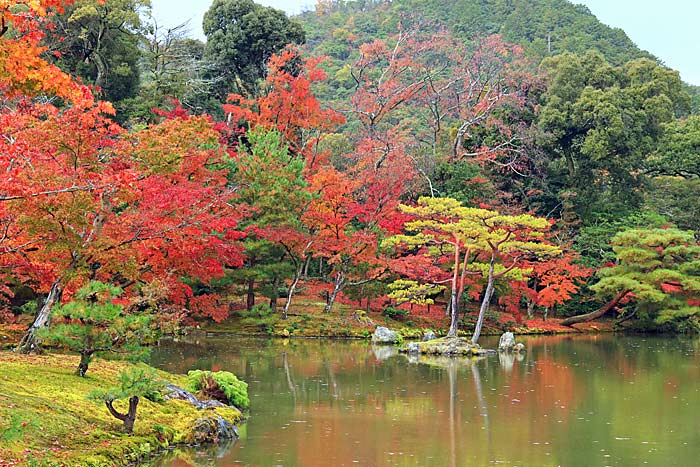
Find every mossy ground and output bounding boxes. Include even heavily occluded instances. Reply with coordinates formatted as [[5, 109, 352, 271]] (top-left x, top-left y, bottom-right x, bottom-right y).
[[203, 296, 421, 339], [0, 352, 243, 467]]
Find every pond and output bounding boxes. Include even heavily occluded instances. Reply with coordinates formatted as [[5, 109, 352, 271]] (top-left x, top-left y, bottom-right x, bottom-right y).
[[147, 335, 700, 467]]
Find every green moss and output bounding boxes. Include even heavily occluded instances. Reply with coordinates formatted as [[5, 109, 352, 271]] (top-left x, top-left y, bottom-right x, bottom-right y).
[[0, 352, 243, 466]]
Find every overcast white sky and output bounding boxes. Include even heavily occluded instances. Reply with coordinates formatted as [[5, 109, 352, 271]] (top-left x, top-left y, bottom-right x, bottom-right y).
[[150, 0, 700, 85]]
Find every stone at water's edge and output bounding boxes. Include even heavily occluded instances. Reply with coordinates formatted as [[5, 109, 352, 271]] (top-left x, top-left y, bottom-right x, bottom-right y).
[[164, 384, 239, 442], [498, 332, 516, 351], [372, 326, 399, 344], [422, 330, 438, 341], [498, 332, 526, 352]]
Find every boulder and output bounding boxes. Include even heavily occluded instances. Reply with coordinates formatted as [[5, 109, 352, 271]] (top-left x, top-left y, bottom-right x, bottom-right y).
[[164, 384, 201, 406], [405, 342, 420, 354], [498, 332, 517, 352], [188, 415, 238, 443], [372, 326, 399, 344], [422, 330, 438, 342], [514, 343, 526, 353], [165, 384, 240, 443]]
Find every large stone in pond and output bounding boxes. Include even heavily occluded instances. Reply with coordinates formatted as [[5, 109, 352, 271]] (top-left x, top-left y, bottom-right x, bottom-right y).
[[498, 332, 517, 352], [372, 326, 399, 344]]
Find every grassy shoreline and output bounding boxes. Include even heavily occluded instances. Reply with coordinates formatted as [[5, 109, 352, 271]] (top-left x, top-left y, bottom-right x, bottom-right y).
[[199, 295, 614, 339], [0, 352, 244, 467]]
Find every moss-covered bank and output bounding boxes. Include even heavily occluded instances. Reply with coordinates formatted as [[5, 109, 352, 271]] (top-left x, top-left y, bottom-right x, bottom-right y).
[[0, 352, 243, 467]]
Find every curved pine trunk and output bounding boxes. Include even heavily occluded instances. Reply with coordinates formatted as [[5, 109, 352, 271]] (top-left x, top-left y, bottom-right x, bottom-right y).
[[105, 396, 139, 433], [560, 291, 629, 327]]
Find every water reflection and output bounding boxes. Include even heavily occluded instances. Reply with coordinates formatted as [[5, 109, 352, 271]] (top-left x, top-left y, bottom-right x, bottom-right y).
[[148, 335, 700, 467]]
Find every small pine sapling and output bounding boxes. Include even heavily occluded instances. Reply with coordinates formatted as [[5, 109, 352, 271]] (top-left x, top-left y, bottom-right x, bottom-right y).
[[90, 367, 165, 434], [38, 281, 160, 376]]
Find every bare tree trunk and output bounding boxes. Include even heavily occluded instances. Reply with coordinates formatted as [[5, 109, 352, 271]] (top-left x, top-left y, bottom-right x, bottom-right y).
[[526, 299, 535, 320], [447, 289, 460, 337], [561, 291, 629, 327], [283, 269, 302, 320], [472, 256, 496, 345], [282, 242, 312, 320], [447, 241, 461, 338], [16, 279, 63, 354], [323, 272, 345, 314]]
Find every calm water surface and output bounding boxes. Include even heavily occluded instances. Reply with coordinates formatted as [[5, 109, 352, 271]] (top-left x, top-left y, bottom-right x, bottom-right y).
[[147, 335, 700, 467]]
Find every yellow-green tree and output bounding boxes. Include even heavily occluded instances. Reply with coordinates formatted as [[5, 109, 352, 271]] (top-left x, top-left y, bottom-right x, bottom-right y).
[[385, 197, 560, 342]]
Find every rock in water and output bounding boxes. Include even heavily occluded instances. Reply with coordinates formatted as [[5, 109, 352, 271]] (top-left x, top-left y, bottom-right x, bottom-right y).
[[405, 342, 420, 354], [514, 343, 526, 353], [372, 326, 399, 344], [498, 332, 517, 352], [422, 330, 438, 342]]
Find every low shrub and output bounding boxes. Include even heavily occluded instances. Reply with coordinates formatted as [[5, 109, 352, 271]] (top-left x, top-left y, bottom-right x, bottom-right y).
[[187, 370, 249, 410], [382, 306, 409, 320]]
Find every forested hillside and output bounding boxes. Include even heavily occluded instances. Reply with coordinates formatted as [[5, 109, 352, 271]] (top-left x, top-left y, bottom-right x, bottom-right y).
[[301, 0, 700, 110], [303, 0, 653, 63]]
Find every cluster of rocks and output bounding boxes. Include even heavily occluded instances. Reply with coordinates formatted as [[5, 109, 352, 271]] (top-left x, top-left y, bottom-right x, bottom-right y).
[[164, 384, 239, 443]]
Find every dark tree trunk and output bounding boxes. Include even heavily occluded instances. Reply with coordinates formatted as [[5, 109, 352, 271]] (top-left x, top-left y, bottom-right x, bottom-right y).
[[105, 396, 139, 434], [77, 350, 93, 377], [269, 276, 280, 313], [246, 279, 255, 310], [302, 256, 310, 279], [561, 291, 630, 327], [17, 279, 63, 354]]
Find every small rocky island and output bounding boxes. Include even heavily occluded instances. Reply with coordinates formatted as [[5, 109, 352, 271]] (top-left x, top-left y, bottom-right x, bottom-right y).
[[398, 331, 526, 357]]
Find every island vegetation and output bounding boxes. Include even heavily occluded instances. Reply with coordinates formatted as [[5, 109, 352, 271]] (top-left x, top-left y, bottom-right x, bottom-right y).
[[1, 0, 700, 464]]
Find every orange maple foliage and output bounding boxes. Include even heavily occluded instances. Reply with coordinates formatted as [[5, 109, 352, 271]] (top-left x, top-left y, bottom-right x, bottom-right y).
[[0, 0, 82, 101]]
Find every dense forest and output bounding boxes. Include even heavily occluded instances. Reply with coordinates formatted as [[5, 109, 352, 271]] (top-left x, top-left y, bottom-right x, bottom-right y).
[[3, 0, 700, 355]]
